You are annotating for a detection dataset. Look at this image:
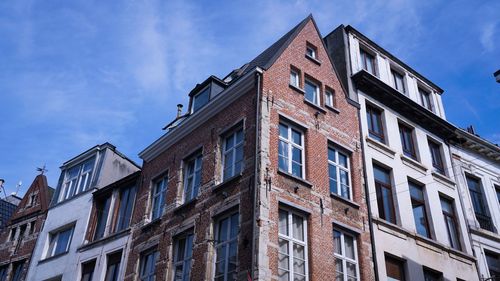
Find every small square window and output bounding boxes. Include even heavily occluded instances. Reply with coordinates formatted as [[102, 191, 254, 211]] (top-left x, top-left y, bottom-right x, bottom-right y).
[[306, 45, 317, 59], [325, 89, 335, 108], [290, 69, 300, 88]]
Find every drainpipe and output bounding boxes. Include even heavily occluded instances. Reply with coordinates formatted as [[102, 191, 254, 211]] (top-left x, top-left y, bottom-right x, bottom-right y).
[[251, 68, 263, 280], [357, 108, 380, 281]]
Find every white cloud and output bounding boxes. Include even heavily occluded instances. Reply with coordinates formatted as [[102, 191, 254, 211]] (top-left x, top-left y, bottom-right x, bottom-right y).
[[480, 22, 497, 53]]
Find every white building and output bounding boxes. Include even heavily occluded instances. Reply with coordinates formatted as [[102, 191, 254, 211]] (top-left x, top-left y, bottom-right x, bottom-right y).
[[26, 143, 140, 281], [325, 25, 479, 280], [450, 128, 500, 280]]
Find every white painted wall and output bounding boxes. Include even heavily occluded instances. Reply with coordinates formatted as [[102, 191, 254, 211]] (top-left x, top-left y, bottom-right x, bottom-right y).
[[451, 145, 500, 280]]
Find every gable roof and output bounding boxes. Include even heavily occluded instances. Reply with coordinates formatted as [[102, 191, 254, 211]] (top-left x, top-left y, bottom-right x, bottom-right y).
[[241, 14, 312, 76], [9, 174, 53, 223]]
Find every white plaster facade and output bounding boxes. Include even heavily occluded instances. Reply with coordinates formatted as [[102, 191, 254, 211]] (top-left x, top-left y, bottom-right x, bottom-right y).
[[26, 143, 139, 281], [325, 25, 480, 280], [451, 132, 500, 280]]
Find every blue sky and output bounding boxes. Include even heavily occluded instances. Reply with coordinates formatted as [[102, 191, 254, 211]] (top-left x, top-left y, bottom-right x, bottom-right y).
[[0, 0, 498, 196]]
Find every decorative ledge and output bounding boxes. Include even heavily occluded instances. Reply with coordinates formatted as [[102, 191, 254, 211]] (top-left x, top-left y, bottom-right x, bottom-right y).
[[78, 229, 130, 252], [212, 174, 242, 193], [173, 198, 198, 214], [330, 193, 360, 209], [325, 104, 340, 114], [431, 172, 455, 188], [303, 99, 326, 114], [365, 137, 396, 159], [289, 84, 305, 95], [400, 154, 428, 175], [277, 169, 313, 188]]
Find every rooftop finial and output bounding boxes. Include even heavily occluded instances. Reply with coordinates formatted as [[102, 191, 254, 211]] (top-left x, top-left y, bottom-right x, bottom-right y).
[[36, 164, 48, 175]]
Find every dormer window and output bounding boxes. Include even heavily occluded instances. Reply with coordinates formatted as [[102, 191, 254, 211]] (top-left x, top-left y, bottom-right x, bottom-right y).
[[391, 69, 405, 94], [192, 87, 210, 113], [360, 48, 376, 75], [419, 87, 433, 112], [60, 157, 96, 202]]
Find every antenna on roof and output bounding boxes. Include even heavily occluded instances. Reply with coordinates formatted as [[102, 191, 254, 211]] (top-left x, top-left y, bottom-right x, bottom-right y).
[[0, 179, 6, 199], [36, 164, 48, 175], [14, 181, 22, 196]]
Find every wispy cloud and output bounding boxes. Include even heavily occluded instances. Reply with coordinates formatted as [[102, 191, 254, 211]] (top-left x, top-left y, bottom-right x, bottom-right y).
[[480, 22, 497, 53]]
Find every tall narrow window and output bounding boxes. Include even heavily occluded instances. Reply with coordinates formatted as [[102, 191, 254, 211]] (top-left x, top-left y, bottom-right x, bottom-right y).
[[385, 256, 405, 281], [94, 194, 112, 240], [440, 197, 461, 250], [485, 251, 500, 278], [409, 182, 431, 238], [360, 48, 376, 75], [278, 123, 304, 178], [113, 185, 137, 233], [173, 233, 194, 281], [466, 176, 493, 232], [496, 186, 500, 207], [81, 259, 96, 281], [304, 79, 320, 106], [214, 212, 239, 281], [140, 250, 159, 281], [366, 104, 385, 143], [151, 176, 168, 220], [278, 209, 308, 281], [333, 229, 359, 281], [374, 164, 396, 224], [419, 88, 433, 112], [290, 69, 300, 88], [223, 128, 244, 181], [428, 140, 445, 175], [0, 265, 7, 281], [391, 70, 405, 94], [104, 251, 122, 281], [9, 227, 16, 241], [423, 268, 443, 281], [399, 123, 417, 160], [328, 146, 351, 200], [29, 221, 36, 235], [184, 153, 202, 202], [47, 225, 74, 258], [325, 89, 335, 108], [11, 260, 24, 281]]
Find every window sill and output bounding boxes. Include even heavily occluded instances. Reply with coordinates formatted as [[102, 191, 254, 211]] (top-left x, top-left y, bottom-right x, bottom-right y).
[[38, 251, 69, 264], [305, 54, 321, 65], [78, 229, 130, 252], [303, 99, 326, 114], [431, 171, 455, 188], [325, 104, 340, 114], [277, 169, 312, 188], [173, 198, 198, 214], [330, 193, 359, 209], [400, 154, 428, 175], [140, 217, 162, 231], [289, 84, 305, 95], [213, 174, 242, 193], [365, 136, 396, 159]]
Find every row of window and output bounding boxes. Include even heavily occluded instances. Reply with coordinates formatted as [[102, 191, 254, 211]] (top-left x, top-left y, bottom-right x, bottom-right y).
[[0, 260, 25, 281], [385, 254, 447, 281], [278, 121, 354, 200], [150, 126, 244, 221], [58, 156, 96, 203], [366, 103, 446, 175], [290, 67, 336, 109], [374, 163, 462, 250], [359, 48, 435, 112], [7, 221, 36, 242]]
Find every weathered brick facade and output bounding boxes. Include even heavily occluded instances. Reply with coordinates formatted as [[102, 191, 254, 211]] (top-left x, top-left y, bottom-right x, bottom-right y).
[[125, 15, 374, 281], [0, 175, 53, 281]]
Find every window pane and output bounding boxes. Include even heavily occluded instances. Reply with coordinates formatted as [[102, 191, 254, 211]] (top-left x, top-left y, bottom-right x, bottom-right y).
[[338, 153, 348, 168], [218, 218, 229, 242], [344, 234, 355, 259], [279, 141, 289, 172], [292, 130, 301, 146], [279, 124, 288, 138], [279, 210, 289, 235], [329, 164, 338, 194], [192, 88, 210, 112], [305, 81, 318, 104], [54, 228, 72, 255], [291, 162, 302, 178], [373, 165, 390, 184], [333, 230, 342, 254], [328, 147, 336, 162], [292, 214, 304, 241]]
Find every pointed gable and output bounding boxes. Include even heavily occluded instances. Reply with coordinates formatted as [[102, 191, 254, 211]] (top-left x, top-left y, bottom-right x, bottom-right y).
[[9, 174, 53, 223]]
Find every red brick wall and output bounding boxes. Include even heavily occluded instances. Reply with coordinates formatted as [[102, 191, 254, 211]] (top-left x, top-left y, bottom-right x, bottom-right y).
[[258, 20, 374, 280]]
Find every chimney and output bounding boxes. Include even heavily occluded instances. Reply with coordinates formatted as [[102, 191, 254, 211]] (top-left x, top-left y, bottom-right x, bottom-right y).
[[466, 125, 476, 135], [176, 104, 183, 118]]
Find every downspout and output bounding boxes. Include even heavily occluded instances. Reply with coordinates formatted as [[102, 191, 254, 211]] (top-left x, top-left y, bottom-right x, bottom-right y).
[[357, 108, 380, 281], [251, 69, 263, 280]]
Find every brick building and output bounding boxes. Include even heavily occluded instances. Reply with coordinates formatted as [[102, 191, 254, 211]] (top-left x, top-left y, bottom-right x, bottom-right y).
[[0, 174, 53, 281], [125, 15, 374, 281]]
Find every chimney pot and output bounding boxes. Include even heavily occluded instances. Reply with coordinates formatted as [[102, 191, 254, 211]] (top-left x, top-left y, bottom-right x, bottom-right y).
[[176, 104, 183, 118]]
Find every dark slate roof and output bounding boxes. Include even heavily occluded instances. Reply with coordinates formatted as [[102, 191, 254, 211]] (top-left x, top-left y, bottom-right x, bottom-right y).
[[0, 199, 17, 230], [241, 14, 312, 76]]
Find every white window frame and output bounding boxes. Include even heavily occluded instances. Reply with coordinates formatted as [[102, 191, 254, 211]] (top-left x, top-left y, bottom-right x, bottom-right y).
[[46, 225, 74, 258], [306, 45, 316, 59], [304, 79, 320, 106], [419, 87, 434, 112], [391, 68, 406, 94], [333, 229, 360, 281], [278, 208, 308, 281], [151, 175, 168, 220], [183, 153, 202, 203], [213, 212, 239, 281], [60, 156, 96, 202], [278, 122, 305, 178], [173, 233, 194, 281], [325, 89, 334, 107], [222, 127, 244, 181], [290, 69, 300, 88], [328, 146, 352, 200]]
